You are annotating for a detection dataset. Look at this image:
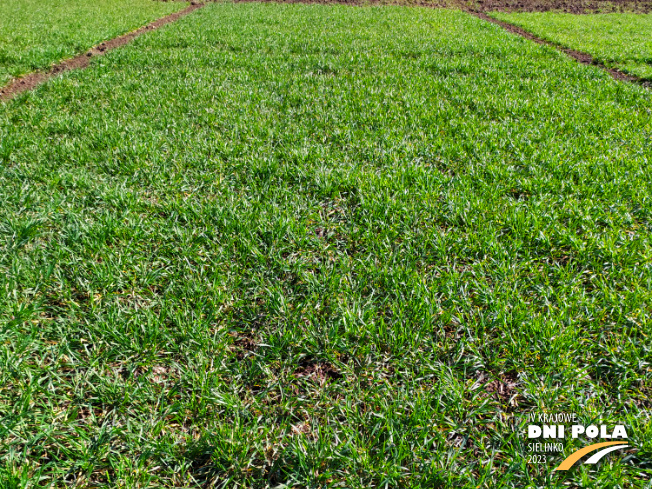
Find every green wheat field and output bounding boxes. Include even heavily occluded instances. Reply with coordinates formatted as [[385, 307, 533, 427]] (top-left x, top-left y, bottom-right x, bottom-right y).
[[1, 1, 651, 487]]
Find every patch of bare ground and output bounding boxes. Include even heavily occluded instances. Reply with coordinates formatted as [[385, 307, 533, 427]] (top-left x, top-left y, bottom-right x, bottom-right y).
[[472, 371, 520, 407], [295, 358, 343, 382], [0, 3, 204, 102], [233, 0, 652, 11], [468, 0, 652, 13]]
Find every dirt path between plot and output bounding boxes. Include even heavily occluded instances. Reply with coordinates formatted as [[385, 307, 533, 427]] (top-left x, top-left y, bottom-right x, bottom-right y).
[[470, 12, 649, 87], [0, 2, 204, 102], [467, 0, 652, 13]]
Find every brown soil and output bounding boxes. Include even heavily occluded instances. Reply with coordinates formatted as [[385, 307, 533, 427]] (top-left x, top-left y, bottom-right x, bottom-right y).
[[467, 0, 652, 13], [295, 359, 343, 382], [0, 3, 204, 102], [484, 372, 518, 402], [234, 0, 652, 13], [233, 334, 258, 359]]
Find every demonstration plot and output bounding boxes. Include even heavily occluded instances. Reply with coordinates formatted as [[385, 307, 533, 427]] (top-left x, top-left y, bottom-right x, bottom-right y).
[[0, 0, 187, 85], [1, 3, 651, 487], [492, 11, 652, 79]]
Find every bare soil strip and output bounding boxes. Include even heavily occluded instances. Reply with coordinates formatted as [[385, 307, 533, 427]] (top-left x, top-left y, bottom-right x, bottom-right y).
[[467, 0, 652, 14], [0, 3, 204, 102], [232, 0, 652, 12], [471, 12, 649, 86]]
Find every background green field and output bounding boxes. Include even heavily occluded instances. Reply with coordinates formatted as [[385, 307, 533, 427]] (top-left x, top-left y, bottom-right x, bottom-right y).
[[1, 2, 652, 488], [492, 12, 652, 79], [0, 0, 187, 86]]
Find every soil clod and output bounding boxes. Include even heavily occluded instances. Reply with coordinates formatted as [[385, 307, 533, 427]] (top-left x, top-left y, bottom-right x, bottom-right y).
[[295, 359, 343, 382]]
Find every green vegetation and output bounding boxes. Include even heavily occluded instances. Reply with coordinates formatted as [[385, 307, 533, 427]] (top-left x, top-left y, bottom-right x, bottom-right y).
[[492, 11, 652, 79], [1, 3, 652, 487], [0, 0, 187, 85]]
